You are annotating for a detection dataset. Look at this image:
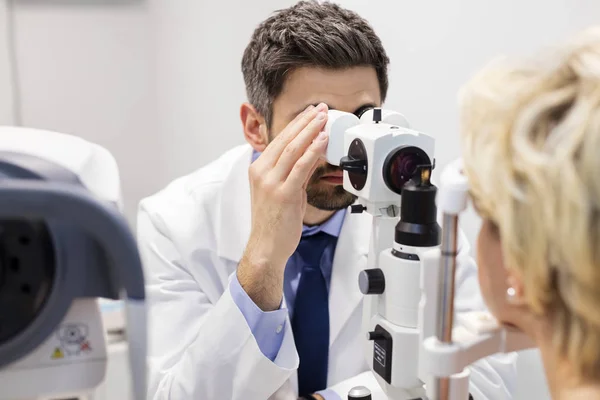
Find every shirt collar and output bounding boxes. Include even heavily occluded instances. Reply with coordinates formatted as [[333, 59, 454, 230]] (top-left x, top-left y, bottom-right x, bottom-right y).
[[251, 150, 346, 238], [302, 209, 346, 238]]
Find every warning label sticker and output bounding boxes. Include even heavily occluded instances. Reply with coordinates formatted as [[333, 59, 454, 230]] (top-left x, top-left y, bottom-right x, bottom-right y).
[[51, 347, 64, 359], [51, 323, 92, 360]]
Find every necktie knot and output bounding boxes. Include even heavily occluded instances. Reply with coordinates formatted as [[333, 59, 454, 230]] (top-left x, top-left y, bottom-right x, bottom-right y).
[[296, 231, 335, 270]]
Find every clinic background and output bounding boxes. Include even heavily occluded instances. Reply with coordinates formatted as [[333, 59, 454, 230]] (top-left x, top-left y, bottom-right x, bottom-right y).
[[1, 0, 599, 398]]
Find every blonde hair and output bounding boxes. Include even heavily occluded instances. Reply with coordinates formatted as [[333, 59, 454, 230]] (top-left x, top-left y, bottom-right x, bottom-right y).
[[460, 26, 600, 380]]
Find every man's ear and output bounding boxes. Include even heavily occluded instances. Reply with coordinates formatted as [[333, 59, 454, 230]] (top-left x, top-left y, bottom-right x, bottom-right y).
[[240, 103, 269, 152]]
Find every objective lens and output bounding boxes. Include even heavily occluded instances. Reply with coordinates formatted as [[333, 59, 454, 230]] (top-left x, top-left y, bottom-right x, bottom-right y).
[[383, 146, 430, 194]]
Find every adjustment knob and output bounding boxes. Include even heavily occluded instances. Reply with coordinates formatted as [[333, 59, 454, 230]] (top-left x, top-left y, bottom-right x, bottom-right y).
[[350, 204, 366, 214], [339, 156, 367, 174], [366, 331, 386, 341], [348, 386, 372, 400], [358, 269, 385, 295]]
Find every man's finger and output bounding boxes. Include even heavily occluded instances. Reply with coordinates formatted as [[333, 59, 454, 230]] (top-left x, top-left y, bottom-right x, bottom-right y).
[[302, 138, 327, 190], [260, 103, 327, 166], [259, 105, 314, 162], [285, 131, 329, 189], [271, 111, 328, 180]]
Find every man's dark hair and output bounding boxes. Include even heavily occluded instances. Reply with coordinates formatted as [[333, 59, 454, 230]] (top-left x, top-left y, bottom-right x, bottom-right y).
[[241, 0, 390, 127]]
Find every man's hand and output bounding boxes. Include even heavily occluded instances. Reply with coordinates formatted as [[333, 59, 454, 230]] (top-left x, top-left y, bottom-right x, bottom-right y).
[[238, 103, 329, 311]]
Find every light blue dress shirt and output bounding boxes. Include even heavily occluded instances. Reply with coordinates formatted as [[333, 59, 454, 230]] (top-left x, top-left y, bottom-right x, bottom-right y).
[[229, 150, 346, 399]]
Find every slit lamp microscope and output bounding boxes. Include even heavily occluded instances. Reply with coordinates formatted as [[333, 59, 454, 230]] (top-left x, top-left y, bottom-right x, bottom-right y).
[[324, 108, 535, 400]]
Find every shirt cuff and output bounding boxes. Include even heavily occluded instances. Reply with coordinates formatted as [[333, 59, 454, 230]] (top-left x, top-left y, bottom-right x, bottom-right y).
[[316, 388, 342, 400], [229, 272, 288, 361]]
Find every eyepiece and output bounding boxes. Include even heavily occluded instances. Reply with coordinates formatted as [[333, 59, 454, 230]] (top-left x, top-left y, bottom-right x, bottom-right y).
[[353, 105, 375, 119]]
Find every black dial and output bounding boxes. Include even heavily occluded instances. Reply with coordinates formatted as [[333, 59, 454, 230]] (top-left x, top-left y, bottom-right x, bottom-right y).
[[358, 268, 385, 295]]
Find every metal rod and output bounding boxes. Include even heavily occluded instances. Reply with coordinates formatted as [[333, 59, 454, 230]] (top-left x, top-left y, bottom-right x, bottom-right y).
[[432, 213, 460, 400]]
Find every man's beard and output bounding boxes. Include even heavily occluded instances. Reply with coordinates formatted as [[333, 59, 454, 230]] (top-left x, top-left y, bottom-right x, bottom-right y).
[[306, 164, 357, 211]]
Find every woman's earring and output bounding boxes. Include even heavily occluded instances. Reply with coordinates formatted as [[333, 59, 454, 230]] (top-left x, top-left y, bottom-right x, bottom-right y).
[[506, 287, 519, 304]]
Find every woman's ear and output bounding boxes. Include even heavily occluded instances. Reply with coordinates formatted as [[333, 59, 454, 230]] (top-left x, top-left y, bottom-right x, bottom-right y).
[[240, 103, 269, 152]]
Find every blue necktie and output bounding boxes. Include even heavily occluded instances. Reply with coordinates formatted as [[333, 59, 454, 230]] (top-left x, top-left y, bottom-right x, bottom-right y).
[[291, 231, 336, 397]]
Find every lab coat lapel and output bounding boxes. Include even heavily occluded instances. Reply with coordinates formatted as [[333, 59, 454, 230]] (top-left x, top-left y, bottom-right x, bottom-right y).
[[328, 210, 371, 347], [216, 144, 254, 263]]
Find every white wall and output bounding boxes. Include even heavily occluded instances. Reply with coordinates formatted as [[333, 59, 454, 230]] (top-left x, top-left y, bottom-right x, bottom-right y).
[[151, 0, 297, 180], [0, 0, 15, 125], [4, 0, 600, 399], [8, 0, 163, 225]]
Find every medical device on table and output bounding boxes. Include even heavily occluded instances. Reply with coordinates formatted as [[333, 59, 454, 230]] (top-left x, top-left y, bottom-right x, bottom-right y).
[[324, 109, 534, 400], [0, 127, 146, 400]]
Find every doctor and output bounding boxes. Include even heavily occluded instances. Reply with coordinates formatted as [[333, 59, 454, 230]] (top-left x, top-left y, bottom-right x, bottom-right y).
[[137, 2, 516, 399]]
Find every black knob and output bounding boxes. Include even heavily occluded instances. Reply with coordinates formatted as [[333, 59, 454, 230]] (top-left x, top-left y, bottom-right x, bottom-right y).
[[340, 156, 367, 175], [350, 204, 366, 214], [366, 331, 386, 341], [373, 108, 382, 123], [348, 386, 372, 400], [358, 269, 385, 295]]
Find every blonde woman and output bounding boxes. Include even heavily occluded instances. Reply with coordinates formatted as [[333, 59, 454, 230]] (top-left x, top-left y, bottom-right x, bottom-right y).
[[459, 26, 600, 399]]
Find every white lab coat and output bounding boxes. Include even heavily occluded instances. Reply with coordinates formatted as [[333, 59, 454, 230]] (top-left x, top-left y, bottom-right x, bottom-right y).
[[137, 144, 517, 400]]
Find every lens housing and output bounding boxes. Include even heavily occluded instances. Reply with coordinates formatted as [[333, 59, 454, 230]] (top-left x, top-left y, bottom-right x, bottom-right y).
[[383, 146, 431, 194]]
